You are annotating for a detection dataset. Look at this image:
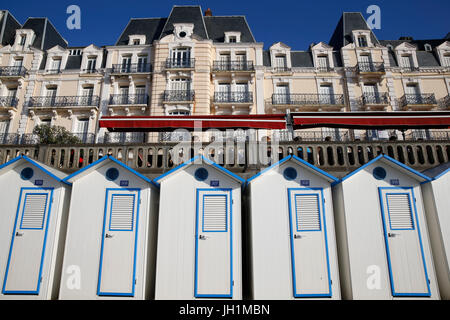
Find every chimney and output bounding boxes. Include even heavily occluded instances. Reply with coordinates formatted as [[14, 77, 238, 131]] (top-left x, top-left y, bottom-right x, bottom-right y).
[[204, 8, 212, 16]]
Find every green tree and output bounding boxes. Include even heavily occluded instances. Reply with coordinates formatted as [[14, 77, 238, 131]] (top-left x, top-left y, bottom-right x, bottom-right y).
[[33, 124, 81, 145]]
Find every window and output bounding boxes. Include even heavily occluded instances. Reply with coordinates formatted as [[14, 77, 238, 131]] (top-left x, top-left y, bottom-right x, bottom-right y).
[[121, 56, 131, 72], [229, 36, 237, 43], [400, 55, 414, 69], [40, 118, 51, 126], [50, 58, 62, 73], [317, 55, 330, 70], [168, 110, 190, 116], [86, 57, 96, 72], [275, 55, 287, 71], [442, 54, 450, 67], [275, 84, 290, 104], [0, 120, 10, 134], [170, 78, 190, 91], [357, 36, 368, 47], [319, 84, 334, 104], [133, 39, 140, 45], [135, 86, 146, 104], [137, 56, 148, 72], [171, 47, 191, 67], [69, 49, 81, 56], [424, 44, 432, 52], [13, 58, 23, 68], [81, 86, 94, 105], [386, 44, 394, 51], [19, 35, 26, 45]]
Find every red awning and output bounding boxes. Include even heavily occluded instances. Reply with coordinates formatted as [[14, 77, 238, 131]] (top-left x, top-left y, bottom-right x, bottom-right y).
[[99, 115, 287, 132], [292, 112, 450, 129]]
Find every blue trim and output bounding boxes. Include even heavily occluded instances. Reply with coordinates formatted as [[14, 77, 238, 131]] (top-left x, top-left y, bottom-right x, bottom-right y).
[[378, 186, 431, 297], [19, 193, 49, 230], [194, 188, 233, 298], [287, 187, 332, 298], [332, 154, 431, 186], [294, 194, 321, 232], [385, 192, 415, 231], [431, 167, 450, 181], [154, 155, 245, 186], [246, 155, 338, 186], [97, 188, 140, 297], [202, 194, 228, 233], [2, 187, 54, 295], [63, 155, 158, 188], [0, 155, 71, 185], [108, 194, 136, 232]]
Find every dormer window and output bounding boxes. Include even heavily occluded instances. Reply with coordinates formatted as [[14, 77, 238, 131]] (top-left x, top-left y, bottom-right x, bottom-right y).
[[69, 49, 81, 56], [275, 54, 288, 71], [49, 57, 62, 73], [128, 35, 146, 46], [424, 44, 432, 52], [86, 57, 96, 72], [224, 32, 241, 43], [400, 54, 414, 69], [19, 35, 26, 45], [317, 55, 330, 71], [443, 53, 450, 67], [357, 36, 368, 47], [229, 36, 236, 43], [133, 39, 140, 45]]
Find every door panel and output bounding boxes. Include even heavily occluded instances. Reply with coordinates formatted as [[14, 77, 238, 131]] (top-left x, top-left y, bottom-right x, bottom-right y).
[[195, 188, 232, 298], [378, 187, 431, 297], [287, 188, 331, 297], [98, 188, 140, 296], [2, 187, 54, 295]]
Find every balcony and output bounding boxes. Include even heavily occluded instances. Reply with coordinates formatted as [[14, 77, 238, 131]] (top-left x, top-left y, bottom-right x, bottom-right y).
[[163, 90, 195, 103], [0, 66, 27, 78], [165, 58, 195, 70], [438, 95, 450, 110], [212, 61, 254, 72], [111, 63, 152, 74], [359, 93, 389, 110], [81, 68, 102, 75], [214, 92, 253, 104], [71, 133, 96, 144], [103, 132, 146, 144], [398, 94, 437, 110], [272, 66, 292, 74], [109, 94, 148, 106], [0, 133, 21, 145], [357, 62, 385, 74], [270, 93, 345, 111], [0, 96, 19, 109], [29, 95, 100, 109]]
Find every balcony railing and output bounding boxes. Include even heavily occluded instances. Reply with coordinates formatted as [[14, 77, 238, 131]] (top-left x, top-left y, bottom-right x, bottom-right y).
[[360, 93, 389, 105], [438, 95, 450, 110], [0, 96, 19, 108], [214, 91, 253, 103], [398, 94, 437, 108], [111, 63, 152, 74], [165, 58, 195, 69], [163, 90, 195, 102], [109, 94, 148, 105], [357, 62, 385, 73], [29, 95, 100, 108], [82, 68, 100, 74], [401, 66, 420, 72], [71, 133, 95, 144], [272, 66, 292, 73], [271, 93, 345, 106], [212, 61, 254, 72], [103, 132, 146, 144], [0, 66, 27, 77], [0, 133, 21, 145]]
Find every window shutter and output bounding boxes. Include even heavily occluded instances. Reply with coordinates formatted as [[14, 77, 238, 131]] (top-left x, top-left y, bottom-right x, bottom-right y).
[[387, 194, 414, 229], [203, 195, 227, 232], [21, 194, 48, 229], [295, 195, 320, 231], [110, 195, 135, 231]]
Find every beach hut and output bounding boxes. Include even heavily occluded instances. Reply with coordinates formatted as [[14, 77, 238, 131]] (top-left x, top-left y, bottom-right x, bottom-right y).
[[245, 155, 341, 299], [332, 154, 439, 299], [421, 163, 450, 299], [58, 155, 159, 300], [153, 155, 245, 300], [0, 155, 71, 300]]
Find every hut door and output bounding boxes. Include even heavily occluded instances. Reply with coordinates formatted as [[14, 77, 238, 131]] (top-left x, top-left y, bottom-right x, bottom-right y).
[[2, 187, 54, 295], [287, 188, 331, 297], [195, 189, 232, 298], [378, 187, 431, 297], [98, 188, 140, 296]]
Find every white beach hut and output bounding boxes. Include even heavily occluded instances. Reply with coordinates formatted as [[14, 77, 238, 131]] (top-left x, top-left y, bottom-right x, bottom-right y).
[[245, 155, 341, 299], [153, 155, 245, 300], [421, 163, 450, 299], [0, 155, 71, 300], [58, 155, 159, 300], [332, 154, 439, 299]]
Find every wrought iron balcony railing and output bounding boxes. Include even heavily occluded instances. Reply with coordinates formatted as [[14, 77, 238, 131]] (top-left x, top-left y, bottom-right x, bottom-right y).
[[272, 66, 292, 73], [212, 60, 255, 72], [316, 66, 335, 72], [0, 133, 20, 145], [46, 69, 62, 74], [0, 96, 19, 108], [271, 93, 345, 106], [82, 68, 100, 74], [214, 91, 253, 103], [357, 62, 385, 73], [29, 95, 100, 108], [71, 133, 95, 144], [111, 63, 152, 73], [398, 94, 437, 108], [103, 132, 146, 144], [438, 95, 450, 110], [109, 94, 149, 105], [165, 58, 195, 69], [360, 92, 389, 105], [163, 90, 195, 102], [0, 66, 27, 77]]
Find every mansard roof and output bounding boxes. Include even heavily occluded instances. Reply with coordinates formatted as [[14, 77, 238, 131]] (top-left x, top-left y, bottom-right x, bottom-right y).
[[22, 17, 67, 50], [204, 16, 255, 43], [0, 10, 21, 46]]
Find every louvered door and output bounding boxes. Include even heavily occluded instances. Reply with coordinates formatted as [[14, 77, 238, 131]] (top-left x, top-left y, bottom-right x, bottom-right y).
[[2, 187, 54, 294], [378, 187, 430, 296], [195, 189, 232, 298], [287, 188, 331, 297], [98, 188, 140, 296]]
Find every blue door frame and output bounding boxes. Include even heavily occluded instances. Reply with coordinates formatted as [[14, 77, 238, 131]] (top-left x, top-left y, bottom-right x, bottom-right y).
[[287, 187, 332, 298], [97, 188, 141, 297], [194, 188, 233, 298], [2, 187, 54, 295]]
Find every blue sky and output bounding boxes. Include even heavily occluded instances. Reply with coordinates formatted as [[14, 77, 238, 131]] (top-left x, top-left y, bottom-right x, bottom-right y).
[[4, 0, 450, 49]]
